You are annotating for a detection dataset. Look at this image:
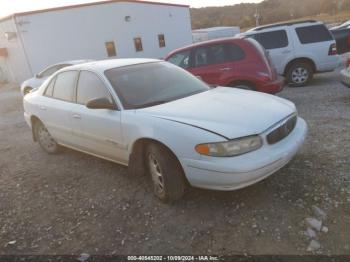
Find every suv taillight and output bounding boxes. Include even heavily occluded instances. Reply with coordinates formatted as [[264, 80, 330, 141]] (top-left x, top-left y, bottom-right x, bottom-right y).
[[346, 58, 350, 68], [329, 43, 337, 56]]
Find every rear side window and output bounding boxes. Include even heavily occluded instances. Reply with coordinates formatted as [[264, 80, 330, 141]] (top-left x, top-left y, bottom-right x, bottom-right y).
[[251, 30, 289, 49], [52, 71, 78, 102], [76, 71, 113, 105], [296, 25, 333, 44], [194, 44, 227, 67], [167, 50, 191, 69], [226, 43, 245, 61], [44, 77, 56, 97]]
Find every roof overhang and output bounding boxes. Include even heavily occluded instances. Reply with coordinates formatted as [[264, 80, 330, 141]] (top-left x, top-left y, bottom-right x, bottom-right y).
[[0, 0, 190, 22]]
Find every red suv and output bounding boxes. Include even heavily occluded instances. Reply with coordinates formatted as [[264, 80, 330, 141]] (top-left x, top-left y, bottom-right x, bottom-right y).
[[165, 38, 284, 94]]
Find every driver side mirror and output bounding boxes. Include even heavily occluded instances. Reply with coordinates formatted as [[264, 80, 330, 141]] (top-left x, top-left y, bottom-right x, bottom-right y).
[[86, 97, 117, 110]]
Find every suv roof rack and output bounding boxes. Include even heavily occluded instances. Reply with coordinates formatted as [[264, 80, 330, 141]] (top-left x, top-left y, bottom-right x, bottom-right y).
[[252, 20, 319, 31]]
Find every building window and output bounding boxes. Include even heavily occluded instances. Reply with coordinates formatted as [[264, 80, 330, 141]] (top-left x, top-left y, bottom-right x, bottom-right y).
[[134, 37, 143, 52], [158, 34, 166, 48], [105, 41, 116, 57]]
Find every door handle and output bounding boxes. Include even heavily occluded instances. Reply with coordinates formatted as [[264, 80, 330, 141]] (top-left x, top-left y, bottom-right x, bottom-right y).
[[282, 50, 292, 54], [72, 114, 81, 119], [219, 67, 232, 71], [39, 106, 46, 111]]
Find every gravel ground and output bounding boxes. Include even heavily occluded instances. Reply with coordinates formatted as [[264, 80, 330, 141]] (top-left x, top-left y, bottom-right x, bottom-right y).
[[0, 70, 349, 256]]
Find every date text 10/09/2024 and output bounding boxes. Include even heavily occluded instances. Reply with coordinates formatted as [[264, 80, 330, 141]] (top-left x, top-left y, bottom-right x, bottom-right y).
[[127, 256, 219, 261]]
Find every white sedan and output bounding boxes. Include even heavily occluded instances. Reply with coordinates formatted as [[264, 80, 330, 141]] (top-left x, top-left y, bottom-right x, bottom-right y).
[[23, 59, 308, 203], [20, 60, 92, 95]]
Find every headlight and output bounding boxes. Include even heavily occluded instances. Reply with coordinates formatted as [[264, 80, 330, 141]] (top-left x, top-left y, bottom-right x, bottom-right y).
[[195, 135, 262, 157]]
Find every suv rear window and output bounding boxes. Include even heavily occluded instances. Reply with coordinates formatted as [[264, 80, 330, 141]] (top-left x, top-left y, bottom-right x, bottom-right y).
[[250, 30, 288, 49], [296, 25, 333, 44]]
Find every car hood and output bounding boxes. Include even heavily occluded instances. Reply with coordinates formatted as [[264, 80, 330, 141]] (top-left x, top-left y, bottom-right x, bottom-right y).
[[137, 87, 296, 139]]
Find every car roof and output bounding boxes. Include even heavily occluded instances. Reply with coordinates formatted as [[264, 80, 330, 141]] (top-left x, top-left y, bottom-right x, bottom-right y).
[[165, 37, 244, 57], [246, 20, 322, 33], [63, 58, 162, 72]]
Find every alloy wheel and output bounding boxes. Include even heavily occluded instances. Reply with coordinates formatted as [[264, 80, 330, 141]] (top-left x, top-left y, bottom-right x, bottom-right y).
[[37, 125, 57, 152], [291, 67, 309, 84], [148, 153, 165, 195]]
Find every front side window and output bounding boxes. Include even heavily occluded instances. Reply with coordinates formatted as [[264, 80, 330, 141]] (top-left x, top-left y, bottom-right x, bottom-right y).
[[105, 62, 209, 109], [296, 25, 333, 44], [134, 37, 143, 52], [194, 44, 227, 67], [52, 71, 78, 102], [76, 71, 113, 105], [252, 30, 289, 49], [167, 50, 191, 69]]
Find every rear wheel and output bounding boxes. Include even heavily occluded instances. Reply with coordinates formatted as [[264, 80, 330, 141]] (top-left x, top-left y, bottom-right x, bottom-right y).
[[34, 120, 60, 154], [287, 62, 313, 87], [145, 143, 186, 203]]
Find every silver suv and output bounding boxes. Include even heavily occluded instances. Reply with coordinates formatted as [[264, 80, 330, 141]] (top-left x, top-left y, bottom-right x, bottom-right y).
[[242, 20, 340, 86]]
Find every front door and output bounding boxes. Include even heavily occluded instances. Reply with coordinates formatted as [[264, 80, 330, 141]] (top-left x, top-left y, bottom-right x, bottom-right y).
[[70, 70, 126, 163]]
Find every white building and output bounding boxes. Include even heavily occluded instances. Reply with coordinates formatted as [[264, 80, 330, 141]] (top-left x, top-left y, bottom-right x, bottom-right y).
[[192, 27, 240, 43], [0, 0, 192, 83]]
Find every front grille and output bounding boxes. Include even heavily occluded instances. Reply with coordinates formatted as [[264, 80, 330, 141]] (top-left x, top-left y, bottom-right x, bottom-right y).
[[267, 115, 297, 145]]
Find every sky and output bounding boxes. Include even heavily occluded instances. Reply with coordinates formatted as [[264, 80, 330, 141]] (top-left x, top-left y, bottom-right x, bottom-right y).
[[0, 0, 262, 18]]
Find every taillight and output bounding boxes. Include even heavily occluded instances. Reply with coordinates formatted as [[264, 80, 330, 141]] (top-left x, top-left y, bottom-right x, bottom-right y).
[[346, 35, 350, 45], [257, 72, 271, 82], [329, 43, 337, 56], [346, 58, 350, 68]]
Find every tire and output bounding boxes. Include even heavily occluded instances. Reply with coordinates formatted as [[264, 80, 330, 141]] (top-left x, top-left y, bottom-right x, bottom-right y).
[[145, 143, 186, 203], [287, 62, 313, 87], [34, 120, 60, 154], [23, 87, 32, 96]]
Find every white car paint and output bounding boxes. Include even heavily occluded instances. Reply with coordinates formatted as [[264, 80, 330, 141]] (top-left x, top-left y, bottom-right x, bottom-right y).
[[23, 59, 308, 192], [20, 60, 92, 95]]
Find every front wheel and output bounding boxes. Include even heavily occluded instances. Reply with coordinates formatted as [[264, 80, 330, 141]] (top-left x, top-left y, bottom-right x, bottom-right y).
[[34, 120, 60, 154], [287, 62, 313, 87], [146, 143, 186, 203]]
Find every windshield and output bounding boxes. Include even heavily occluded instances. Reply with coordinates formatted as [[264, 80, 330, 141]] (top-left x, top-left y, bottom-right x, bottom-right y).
[[104, 62, 210, 109]]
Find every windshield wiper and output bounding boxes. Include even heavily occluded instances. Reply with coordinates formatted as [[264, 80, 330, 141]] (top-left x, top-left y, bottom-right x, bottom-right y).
[[133, 100, 170, 109]]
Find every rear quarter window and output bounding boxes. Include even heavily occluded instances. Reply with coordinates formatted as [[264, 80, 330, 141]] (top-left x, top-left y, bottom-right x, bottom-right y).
[[296, 25, 333, 44]]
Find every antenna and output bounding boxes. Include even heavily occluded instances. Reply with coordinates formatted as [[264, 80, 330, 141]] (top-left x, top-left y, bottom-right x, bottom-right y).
[[254, 7, 260, 27]]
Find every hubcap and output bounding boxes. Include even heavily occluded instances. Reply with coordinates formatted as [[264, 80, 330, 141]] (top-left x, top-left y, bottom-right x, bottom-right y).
[[291, 67, 309, 84], [148, 154, 165, 195], [37, 125, 56, 151]]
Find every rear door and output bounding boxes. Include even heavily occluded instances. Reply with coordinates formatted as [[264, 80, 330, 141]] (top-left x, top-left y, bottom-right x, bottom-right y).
[[188, 43, 234, 85], [70, 70, 126, 163], [294, 24, 337, 70], [40, 70, 79, 146], [248, 29, 293, 75]]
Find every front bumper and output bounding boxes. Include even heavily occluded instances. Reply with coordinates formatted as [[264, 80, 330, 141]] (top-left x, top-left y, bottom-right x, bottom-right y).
[[180, 117, 307, 191], [258, 76, 285, 94], [340, 68, 350, 87]]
